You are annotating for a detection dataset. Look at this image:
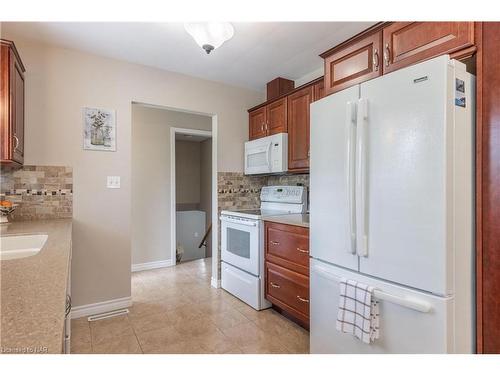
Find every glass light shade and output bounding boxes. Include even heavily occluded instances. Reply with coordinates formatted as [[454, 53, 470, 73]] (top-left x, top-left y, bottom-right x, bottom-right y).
[[184, 22, 234, 54]]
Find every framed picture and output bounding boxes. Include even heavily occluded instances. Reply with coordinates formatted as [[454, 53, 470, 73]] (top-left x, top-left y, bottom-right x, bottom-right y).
[[83, 107, 116, 151]]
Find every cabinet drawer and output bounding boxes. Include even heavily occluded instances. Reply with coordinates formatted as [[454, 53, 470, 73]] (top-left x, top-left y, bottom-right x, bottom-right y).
[[265, 221, 309, 275], [265, 262, 309, 320], [382, 22, 474, 74]]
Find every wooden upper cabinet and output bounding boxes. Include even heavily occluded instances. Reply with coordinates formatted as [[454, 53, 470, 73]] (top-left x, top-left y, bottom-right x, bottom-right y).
[[266, 97, 287, 135], [382, 22, 475, 73], [1, 39, 25, 166], [312, 80, 325, 102], [287, 85, 313, 171], [323, 31, 382, 96], [248, 106, 267, 140]]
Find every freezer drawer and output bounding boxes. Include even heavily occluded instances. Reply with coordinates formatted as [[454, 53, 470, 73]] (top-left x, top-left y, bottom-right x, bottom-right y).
[[309, 258, 463, 354]]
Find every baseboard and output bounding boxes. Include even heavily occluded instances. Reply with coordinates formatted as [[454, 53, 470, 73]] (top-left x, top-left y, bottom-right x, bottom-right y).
[[131, 259, 174, 272], [211, 277, 221, 288], [71, 296, 132, 319]]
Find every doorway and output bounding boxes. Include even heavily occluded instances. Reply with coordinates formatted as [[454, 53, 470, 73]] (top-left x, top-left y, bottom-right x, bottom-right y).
[[172, 129, 212, 265], [131, 103, 220, 287]]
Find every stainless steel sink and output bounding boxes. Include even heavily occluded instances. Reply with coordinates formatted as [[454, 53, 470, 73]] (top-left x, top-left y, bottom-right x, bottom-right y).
[[0, 234, 48, 260]]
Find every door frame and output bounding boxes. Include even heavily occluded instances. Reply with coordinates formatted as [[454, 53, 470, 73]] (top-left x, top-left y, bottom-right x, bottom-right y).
[[170, 120, 219, 287]]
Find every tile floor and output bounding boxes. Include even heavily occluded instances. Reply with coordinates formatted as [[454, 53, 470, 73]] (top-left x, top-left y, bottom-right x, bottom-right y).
[[70, 258, 310, 354]]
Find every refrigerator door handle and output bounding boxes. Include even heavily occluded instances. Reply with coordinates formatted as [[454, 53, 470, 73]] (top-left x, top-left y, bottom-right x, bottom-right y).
[[345, 101, 357, 254], [356, 98, 369, 257], [312, 264, 432, 313]]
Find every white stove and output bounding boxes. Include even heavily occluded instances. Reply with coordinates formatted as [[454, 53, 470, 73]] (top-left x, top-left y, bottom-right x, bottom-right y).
[[220, 186, 307, 310]]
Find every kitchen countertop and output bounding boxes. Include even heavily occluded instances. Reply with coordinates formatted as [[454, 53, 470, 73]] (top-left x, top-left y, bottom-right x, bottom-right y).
[[263, 213, 309, 228], [1, 219, 72, 354]]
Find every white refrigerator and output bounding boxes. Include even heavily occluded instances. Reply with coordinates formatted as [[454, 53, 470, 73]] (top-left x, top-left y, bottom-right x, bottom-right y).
[[309, 55, 475, 353]]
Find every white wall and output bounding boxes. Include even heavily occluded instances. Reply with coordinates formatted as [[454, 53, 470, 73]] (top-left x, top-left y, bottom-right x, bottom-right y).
[[176, 140, 202, 205], [3, 29, 262, 307], [131, 105, 211, 266], [199, 139, 212, 257], [294, 66, 324, 87]]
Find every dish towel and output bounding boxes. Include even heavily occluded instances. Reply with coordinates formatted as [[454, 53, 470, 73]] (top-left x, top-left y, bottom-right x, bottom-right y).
[[336, 278, 380, 344]]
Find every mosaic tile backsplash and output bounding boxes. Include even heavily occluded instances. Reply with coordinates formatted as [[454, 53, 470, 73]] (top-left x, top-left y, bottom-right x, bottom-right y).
[[216, 171, 309, 273], [0, 166, 73, 221]]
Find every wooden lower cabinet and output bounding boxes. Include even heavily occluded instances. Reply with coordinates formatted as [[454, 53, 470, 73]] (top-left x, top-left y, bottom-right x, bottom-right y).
[[383, 22, 475, 74], [264, 221, 310, 328]]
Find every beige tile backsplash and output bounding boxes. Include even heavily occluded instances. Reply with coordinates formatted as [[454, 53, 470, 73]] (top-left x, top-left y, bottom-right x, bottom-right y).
[[0, 166, 73, 221]]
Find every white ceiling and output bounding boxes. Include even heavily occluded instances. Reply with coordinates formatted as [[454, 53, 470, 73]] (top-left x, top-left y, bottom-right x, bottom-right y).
[[3, 22, 376, 91]]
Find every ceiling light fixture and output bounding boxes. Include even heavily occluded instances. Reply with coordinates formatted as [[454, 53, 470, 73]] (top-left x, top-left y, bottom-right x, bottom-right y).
[[184, 22, 234, 54]]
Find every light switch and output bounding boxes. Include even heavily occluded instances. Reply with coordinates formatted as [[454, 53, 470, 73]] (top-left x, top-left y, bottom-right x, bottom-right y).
[[107, 176, 121, 189]]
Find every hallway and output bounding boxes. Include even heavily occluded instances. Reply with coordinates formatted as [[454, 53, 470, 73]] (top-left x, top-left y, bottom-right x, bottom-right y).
[[70, 258, 309, 354]]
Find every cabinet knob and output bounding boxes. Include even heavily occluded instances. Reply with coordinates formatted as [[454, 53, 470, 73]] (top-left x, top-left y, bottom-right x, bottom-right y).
[[270, 282, 281, 289]]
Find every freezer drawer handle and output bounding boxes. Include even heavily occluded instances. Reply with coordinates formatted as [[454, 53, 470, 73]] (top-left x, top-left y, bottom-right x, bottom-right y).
[[312, 265, 432, 313], [296, 295, 309, 303]]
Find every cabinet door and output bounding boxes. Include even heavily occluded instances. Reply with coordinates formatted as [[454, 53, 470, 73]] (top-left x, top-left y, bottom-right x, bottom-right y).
[[313, 80, 325, 102], [266, 97, 287, 135], [11, 51, 24, 164], [324, 31, 382, 95], [382, 22, 474, 74], [287, 86, 313, 171], [248, 106, 266, 140]]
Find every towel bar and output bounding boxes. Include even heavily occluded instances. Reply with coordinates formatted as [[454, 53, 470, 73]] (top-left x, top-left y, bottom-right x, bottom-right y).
[[312, 264, 433, 313]]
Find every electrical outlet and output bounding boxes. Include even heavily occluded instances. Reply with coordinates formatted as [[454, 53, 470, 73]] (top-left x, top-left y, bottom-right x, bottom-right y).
[[107, 176, 121, 189]]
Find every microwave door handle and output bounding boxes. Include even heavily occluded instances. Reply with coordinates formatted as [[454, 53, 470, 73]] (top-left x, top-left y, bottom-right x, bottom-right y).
[[266, 141, 272, 172]]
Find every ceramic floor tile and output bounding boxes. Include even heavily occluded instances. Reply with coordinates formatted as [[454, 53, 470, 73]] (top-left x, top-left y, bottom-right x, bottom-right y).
[[209, 308, 250, 331], [219, 321, 268, 347], [92, 333, 142, 354], [90, 315, 135, 345], [129, 311, 172, 335], [172, 316, 220, 338], [136, 326, 184, 354], [70, 338, 93, 354], [74, 257, 309, 354], [71, 317, 91, 343]]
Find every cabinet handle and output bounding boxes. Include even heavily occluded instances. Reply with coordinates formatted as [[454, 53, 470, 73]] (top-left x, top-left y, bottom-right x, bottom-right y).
[[13, 135, 19, 151], [261, 123, 265, 132], [296, 247, 309, 254], [270, 282, 281, 289], [297, 295, 309, 303], [266, 122, 269, 131], [384, 43, 391, 67], [270, 240, 280, 246], [373, 49, 379, 71]]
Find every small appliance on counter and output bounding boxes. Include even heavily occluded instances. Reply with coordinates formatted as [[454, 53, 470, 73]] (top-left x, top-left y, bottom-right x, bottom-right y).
[[220, 185, 307, 310]]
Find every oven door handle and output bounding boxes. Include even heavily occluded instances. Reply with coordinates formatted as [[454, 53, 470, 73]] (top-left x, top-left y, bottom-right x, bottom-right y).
[[220, 216, 258, 227]]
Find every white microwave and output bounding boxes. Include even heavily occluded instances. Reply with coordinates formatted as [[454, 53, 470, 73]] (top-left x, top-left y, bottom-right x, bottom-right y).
[[244, 133, 288, 175]]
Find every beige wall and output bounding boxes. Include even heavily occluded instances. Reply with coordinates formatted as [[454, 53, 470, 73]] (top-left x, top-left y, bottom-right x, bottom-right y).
[[200, 139, 212, 257], [131, 105, 211, 266], [3, 28, 262, 307], [176, 141, 201, 205]]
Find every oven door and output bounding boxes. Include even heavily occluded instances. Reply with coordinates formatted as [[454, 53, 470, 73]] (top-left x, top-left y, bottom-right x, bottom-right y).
[[220, 215, 260, 276]]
